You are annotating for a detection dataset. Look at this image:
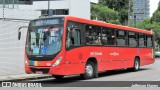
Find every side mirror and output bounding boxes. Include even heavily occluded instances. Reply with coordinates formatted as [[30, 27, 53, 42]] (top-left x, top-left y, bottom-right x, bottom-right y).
[[18, 26, 28, 40], [18, 31, 21, 40]]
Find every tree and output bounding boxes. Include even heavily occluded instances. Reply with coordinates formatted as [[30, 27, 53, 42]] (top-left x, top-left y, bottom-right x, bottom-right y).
[[91, 4, 120, 24], [151, 11, 160, 23], [151, 1, 160, 23], [136, 19, 160, 44], [99, 0, 132, 25]]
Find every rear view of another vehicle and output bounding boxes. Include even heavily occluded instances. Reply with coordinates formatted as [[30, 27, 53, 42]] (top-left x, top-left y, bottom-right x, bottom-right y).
[[155, 51, 160, 57]]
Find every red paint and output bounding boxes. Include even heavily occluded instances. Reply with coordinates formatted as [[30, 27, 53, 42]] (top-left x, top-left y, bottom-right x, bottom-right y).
[[25, 16, 155, 76]]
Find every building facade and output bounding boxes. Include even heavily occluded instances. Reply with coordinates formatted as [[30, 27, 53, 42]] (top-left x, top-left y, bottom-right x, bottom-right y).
[[0, 0, 90, 19], [133, 0, 150, 23], [0, 0, 90, 75]]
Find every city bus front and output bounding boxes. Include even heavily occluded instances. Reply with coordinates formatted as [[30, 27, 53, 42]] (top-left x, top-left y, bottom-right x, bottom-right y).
[[24, 17, 66, 76]]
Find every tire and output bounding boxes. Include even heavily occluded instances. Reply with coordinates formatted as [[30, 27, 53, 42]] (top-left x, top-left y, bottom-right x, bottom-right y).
[[52, 75, 64, 80], [128, 58, 140, 71], [80, 61, 96, 79]]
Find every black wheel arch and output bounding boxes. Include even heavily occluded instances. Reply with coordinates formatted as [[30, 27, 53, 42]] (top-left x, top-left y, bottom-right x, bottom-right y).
[[135, 56, 140, 64], [86, 57, 98, 68]]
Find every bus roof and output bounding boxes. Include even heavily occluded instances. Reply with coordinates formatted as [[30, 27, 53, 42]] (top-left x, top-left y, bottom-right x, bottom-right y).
[[33, 15, 66, 21], [32, 15, 152, 35], [65, 16, 152, 35]]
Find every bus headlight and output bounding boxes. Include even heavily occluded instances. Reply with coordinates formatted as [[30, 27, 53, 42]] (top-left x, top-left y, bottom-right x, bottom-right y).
[[52, 56, 62, 66], [25, 60, 29, 66]]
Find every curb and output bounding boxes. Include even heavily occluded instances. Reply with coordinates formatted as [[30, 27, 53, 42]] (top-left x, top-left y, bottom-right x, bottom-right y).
[[0, 75, 53, 82]]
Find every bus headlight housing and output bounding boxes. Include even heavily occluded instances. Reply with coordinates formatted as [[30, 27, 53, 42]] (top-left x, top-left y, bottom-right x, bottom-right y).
[[52, 56, 62, 66], [25, 60, 29, 66]]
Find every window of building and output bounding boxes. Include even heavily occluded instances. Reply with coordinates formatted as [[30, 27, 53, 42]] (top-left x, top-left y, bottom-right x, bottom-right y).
[[128, 32, 137, 47], [116, 30, 127, 46], [41, 9, 69, 16], [0, 0, 19, 8], [18, 0, 32, 4], [85, 25, 101, 45], [54, 9, 69, 15]]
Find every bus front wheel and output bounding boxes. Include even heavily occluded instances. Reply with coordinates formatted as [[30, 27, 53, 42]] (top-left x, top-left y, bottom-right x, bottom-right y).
[[80, 61, 96, 79]]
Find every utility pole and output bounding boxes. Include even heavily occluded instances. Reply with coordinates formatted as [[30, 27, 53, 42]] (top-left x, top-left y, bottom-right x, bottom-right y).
[[48, 0, 50, 16], [3, 0, 5, 19], [128, 0, 131, 26], [13, 0, 15, 9], [134, 14, 136, 27]]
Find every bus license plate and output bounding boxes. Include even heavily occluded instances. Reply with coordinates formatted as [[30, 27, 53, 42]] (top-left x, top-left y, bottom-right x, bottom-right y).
[[36, 71, 43, 74]]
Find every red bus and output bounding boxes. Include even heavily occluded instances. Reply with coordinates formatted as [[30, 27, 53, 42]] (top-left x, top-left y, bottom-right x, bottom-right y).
[[18, 16, 155, 79]]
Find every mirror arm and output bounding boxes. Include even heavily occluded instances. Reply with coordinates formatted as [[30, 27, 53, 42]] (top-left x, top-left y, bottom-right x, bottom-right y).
[[18, 26, 28, 40], [18, 26, 28, 32]]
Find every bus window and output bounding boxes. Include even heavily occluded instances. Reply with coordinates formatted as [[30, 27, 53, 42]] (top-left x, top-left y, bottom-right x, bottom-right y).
[[66, 21, 83, 48], [67, 28, 81, 46], [71, 28, 81, 45], [101, 28, 107, 45], [129, 32, 137, 47], [147, 35, 153, 47], [116, 30, 127, 46], [139, 33, 146, 47], [101, 28, 116, 45], [85, 25, 101, 45]]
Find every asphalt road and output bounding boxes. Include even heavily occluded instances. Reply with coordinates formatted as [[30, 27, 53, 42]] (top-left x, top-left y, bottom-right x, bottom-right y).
[[2, 58, 160, 90], [27, 58, 160, 82]]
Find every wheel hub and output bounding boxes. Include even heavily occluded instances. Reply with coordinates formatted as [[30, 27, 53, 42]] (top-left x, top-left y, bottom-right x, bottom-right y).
[[85, 64, 93, 76], [135, 61, 139, 70]]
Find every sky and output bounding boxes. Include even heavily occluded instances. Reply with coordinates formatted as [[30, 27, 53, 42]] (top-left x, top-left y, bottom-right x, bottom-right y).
[[90, 0, 159, 17], [150, 0, 159, 17]]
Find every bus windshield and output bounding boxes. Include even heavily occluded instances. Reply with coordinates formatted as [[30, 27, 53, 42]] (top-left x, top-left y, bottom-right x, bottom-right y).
[[26, 18, 64, 56]]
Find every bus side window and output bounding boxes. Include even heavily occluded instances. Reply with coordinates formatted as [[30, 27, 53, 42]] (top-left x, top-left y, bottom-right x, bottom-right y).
[[107, 29, 116, 45], [117, 30, 127, 46], [66, 28, 71, 48], [85, 25, 102, 45], [147, 35, 153, 47], [139, 33, 145, 47], [66, 27, 82, 49], [70, 28, 81, 46], [66, 21, 84, 49], [128, 32, 137, 47]]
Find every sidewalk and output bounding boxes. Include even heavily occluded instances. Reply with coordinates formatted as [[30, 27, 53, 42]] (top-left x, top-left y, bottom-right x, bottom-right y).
[[0, 74, 52, 82]]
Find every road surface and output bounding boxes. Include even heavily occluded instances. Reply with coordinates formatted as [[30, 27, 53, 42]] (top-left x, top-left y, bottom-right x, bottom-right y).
[[2, 58, 160, 90]]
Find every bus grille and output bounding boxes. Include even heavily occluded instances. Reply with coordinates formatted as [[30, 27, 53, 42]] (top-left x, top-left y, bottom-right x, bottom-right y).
[[30, 68, 50, 74]]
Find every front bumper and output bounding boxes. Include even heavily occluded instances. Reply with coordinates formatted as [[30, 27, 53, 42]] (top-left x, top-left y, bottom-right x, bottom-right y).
[[25, 64, 66, 75]]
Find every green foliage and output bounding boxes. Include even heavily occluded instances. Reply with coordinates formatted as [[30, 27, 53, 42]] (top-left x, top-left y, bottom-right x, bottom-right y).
[[135, 19, 152, 30], [136, 1, 160, 44], [99, 0, 132, 25], [91, 4, 120, 24], [136, 19, 160, 44], [151, 11, 160, 22]]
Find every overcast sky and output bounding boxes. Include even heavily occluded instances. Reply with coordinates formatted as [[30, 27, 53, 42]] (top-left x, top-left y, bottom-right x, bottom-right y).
[[150, 0, 159, 17], [90, 0, 159, 17]]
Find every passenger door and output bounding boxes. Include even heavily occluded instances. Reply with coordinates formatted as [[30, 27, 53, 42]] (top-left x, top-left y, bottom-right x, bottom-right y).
[[65, 21, 84, 75]]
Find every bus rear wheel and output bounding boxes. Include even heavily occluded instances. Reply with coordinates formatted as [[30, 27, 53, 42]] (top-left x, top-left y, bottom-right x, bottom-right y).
[[128, 58, 140, 71], [52, 75, 64, 80], [80, 61, 96, 79], [133, 58, 140, 71]]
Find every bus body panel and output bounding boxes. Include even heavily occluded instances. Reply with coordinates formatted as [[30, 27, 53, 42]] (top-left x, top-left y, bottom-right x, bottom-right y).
[[65, 47, 154, 74], [24, 16, 155, 77]]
